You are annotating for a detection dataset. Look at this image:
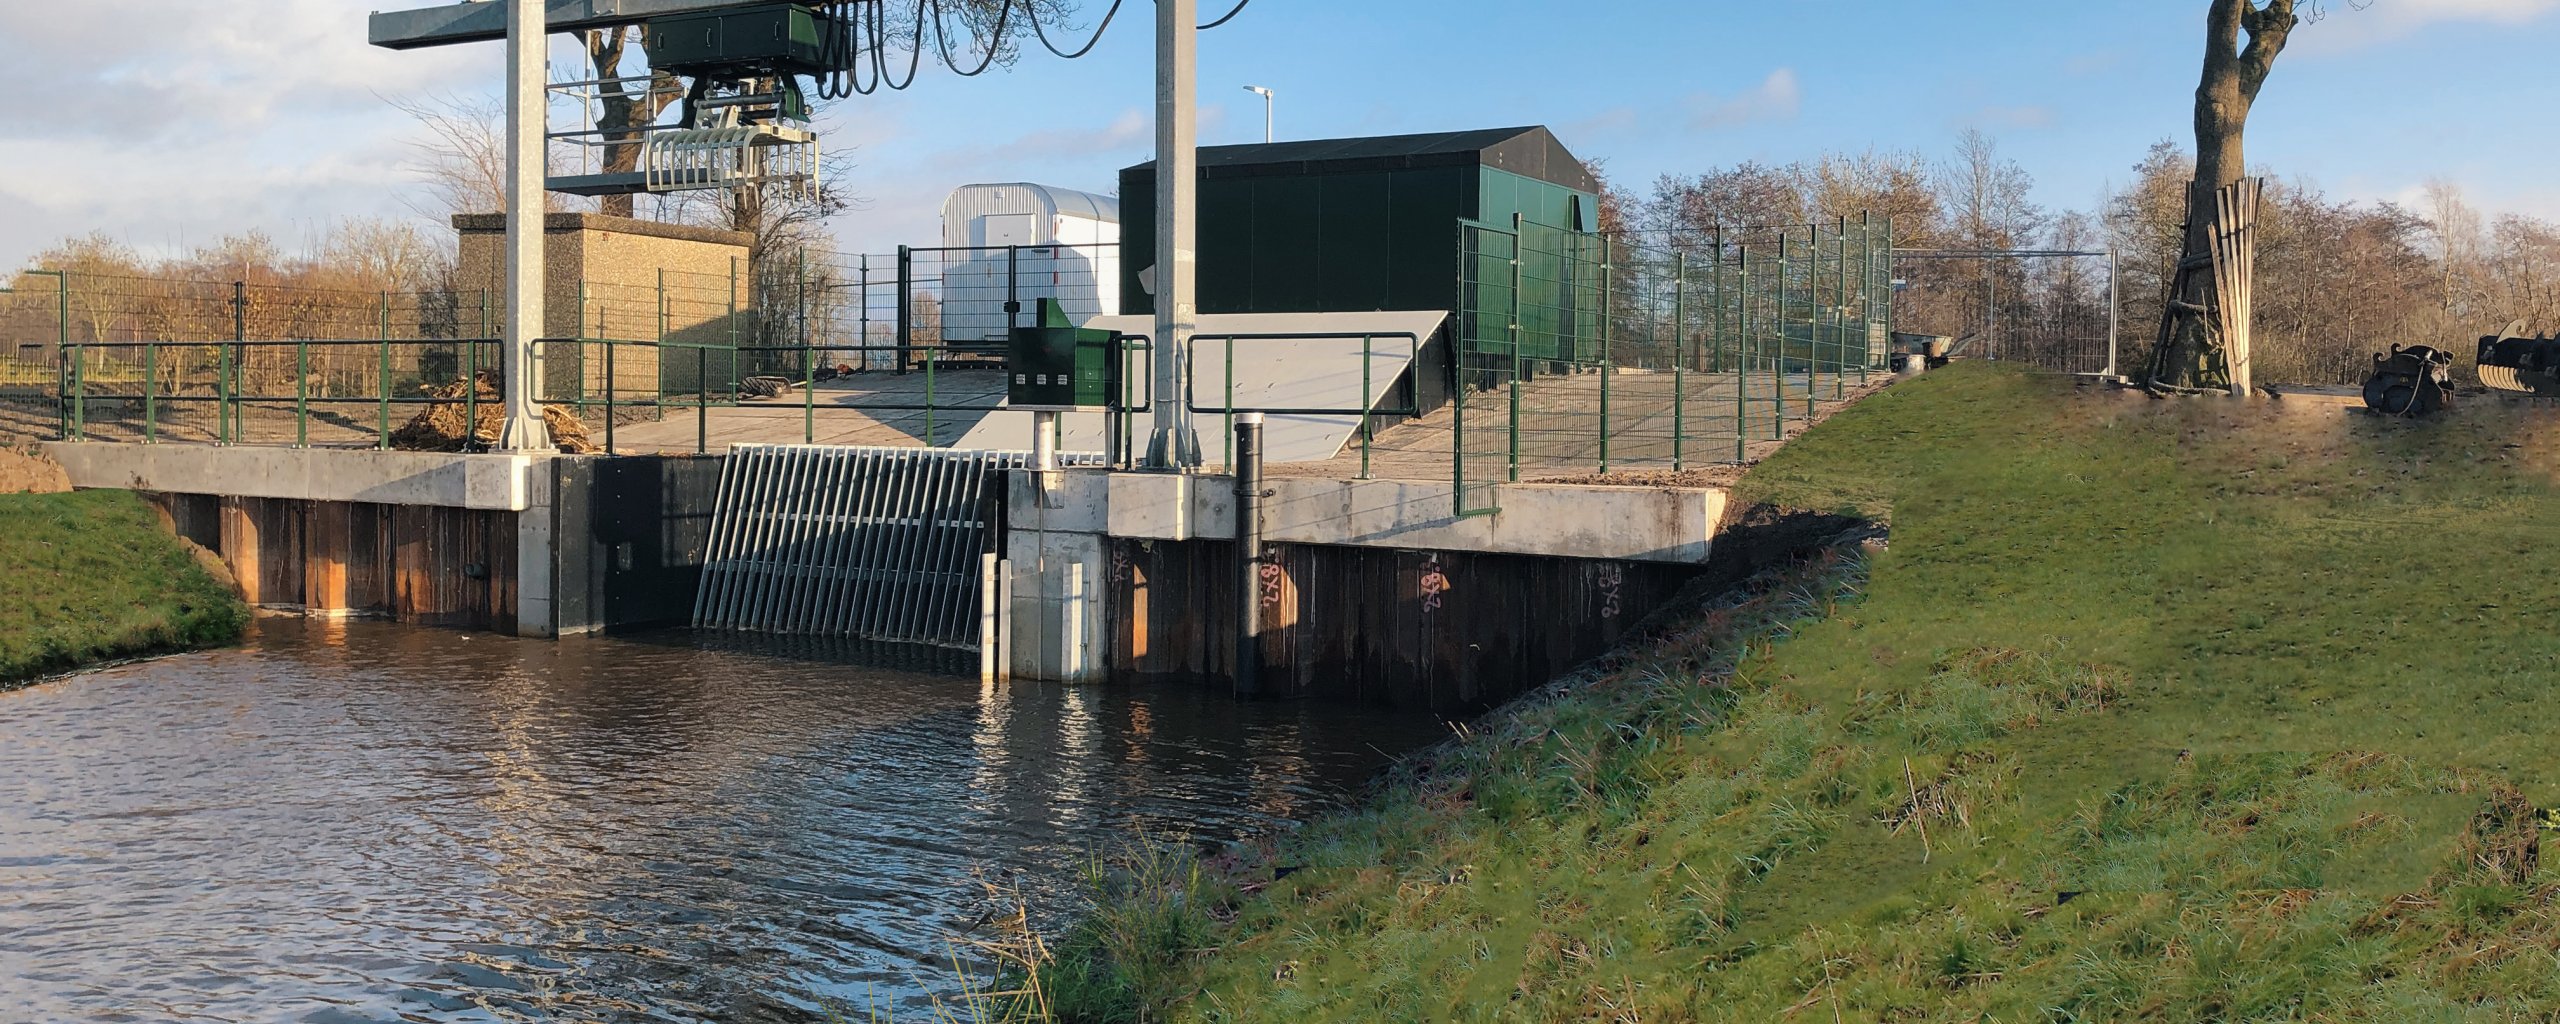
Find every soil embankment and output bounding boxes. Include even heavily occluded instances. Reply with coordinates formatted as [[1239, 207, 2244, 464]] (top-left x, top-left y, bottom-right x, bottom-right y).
[[1, 449, 247, 687]]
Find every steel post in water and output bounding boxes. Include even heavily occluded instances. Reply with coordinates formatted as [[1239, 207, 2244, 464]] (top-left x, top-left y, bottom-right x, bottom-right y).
[[1234, 412, 1265, 698]]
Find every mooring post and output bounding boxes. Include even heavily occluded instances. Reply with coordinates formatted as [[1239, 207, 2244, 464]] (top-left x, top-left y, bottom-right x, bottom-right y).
[[1234, 411, 1266, 698]]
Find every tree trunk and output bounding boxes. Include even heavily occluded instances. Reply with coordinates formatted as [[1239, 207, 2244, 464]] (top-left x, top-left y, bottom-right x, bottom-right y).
[[2150, 0, 2295, 391], [587, 29, 675, 220]]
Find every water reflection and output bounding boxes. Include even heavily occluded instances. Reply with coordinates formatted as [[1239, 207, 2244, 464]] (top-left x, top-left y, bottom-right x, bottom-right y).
[[0, 620, 1448, 1022]]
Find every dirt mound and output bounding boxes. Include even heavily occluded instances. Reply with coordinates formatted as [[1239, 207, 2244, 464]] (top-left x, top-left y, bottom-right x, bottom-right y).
[[0, 448, 70, 494], [387, 373, 599, 455]]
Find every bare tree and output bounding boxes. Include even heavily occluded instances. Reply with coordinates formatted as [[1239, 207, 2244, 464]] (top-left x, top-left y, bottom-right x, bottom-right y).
[[583, 28, 681, 220]]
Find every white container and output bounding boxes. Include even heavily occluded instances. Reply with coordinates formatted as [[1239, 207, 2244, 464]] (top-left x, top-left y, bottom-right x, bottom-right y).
[[938, 184, 1122, 346]]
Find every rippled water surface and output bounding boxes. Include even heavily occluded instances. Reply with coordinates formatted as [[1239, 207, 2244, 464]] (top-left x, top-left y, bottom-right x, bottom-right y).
[[0, 621, 1449, 1022]]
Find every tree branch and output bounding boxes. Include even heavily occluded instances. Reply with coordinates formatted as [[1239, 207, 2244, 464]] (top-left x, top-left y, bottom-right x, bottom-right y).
[[2237, 0, 2299, 101]]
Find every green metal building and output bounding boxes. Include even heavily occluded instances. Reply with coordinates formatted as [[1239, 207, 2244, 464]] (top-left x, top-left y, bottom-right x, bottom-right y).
[[1118, 126, 1600, 317]]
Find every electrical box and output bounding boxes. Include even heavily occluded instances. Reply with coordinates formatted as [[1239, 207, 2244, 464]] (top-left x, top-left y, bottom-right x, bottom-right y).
[[1008, 299, 1117, 412], [644, 3, 852, 77]]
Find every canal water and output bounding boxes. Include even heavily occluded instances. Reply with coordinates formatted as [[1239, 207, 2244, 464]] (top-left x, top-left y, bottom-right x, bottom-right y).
[[0, 620, 1451, 1022]]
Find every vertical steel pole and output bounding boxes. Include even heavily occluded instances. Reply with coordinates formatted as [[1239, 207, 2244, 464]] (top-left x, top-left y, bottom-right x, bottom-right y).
[[895, 245, 914, 375], [1598, 235, 1612, 475], [1145, 0, 1203, 470], [1863, 211, 1884, 384], [1772, 237, 1787, 440], [470, 289, 486, 447], [604, 324, 617, 455], [575, 280, 591, 418], [379, 290, 393, 450], [295, 334, 308, 449], [142, 335, 157, 444], [1508, 216, 1523, 483], [1835, 216, 1850, 397], [800, 247, 815, 444], [1802, 231, 1816, 420], [225, 281, 244, 445], [1734, 243, 1749, 463], [2106, 247, 2122, 378], [857, 253, 872, 372], [499, 0, 550, 451], [1234, 412, 1265, 697], [1672, 250, 1686, 471]]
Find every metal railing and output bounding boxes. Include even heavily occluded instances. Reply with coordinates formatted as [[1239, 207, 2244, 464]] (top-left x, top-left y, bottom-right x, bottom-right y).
[[1450, 213, 1896, 514]]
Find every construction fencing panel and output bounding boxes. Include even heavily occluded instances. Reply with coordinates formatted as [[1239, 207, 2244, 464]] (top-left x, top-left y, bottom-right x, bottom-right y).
[[692, 445, 1026, 647]]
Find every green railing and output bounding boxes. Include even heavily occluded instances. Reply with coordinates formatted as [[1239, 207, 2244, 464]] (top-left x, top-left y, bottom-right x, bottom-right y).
[[1452, 212, 1894, 515], [1181, 331, 1423, 480]]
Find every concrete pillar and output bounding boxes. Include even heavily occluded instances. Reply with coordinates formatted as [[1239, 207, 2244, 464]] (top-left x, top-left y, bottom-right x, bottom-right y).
[[1005, 470, 1109, 682]]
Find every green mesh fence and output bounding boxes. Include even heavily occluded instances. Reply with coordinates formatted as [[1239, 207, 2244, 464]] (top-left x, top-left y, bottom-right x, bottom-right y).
[[1452, 213, 1893, 515]]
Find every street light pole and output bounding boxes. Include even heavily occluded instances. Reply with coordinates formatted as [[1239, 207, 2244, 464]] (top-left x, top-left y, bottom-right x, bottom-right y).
[[1243, 85, 1274, 143]]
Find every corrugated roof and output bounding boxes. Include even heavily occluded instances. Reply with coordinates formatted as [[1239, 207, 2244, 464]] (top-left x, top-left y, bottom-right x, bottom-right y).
[[1125, 126, 1597, 193]]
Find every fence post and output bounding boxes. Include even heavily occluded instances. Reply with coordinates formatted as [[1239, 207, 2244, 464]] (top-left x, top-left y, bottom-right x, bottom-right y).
[[858, 253, 871, 372], [1360, 334, 1374, 480], [295, 333, 308, 449], [1857, 212, 1873, 385], [657, 268, 669, 425], [1508, 214, 1523, 484], [142, 334, 157, 444], [41, 271, 66, 442], [575, 280, 591, 421], [1773, 236, 1790, 440], [378, 290, 392, 450], [1733, 243, 1749, 464], [1672, 249, 1685, 472], [1006, 243, 1021, 335], [1598, 234, 1612, 475], [729, 256, 741, 407], [800, 246, 815, 445], [224, 281, 244, 445], [895, 245, 914, 375], [2106, 246, 2122, 378], [471, 289, 487, 448], [604, 322, 617, 456]]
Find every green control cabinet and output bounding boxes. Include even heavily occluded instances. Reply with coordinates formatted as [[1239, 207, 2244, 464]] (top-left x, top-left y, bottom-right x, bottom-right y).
[[645, 3, 850, 77], [1008, 299, 1117, 412]]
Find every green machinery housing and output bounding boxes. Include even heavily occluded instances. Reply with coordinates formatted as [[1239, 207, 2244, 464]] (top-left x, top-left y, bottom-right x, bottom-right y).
[[1119, 127, 1602, 415]]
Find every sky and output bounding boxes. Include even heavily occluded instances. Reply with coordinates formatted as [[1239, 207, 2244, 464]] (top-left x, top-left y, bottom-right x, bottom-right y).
[[4, 0, 2558, 269]]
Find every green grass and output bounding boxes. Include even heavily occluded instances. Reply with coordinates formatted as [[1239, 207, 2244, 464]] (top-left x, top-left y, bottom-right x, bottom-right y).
[[1, 489, 249, 687], [1041, 363, 2560, 1022]]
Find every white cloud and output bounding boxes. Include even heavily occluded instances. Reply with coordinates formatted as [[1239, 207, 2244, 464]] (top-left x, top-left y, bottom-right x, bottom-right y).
[[1686, 69, 1801, 131], [2297, 0, 2560, 51]]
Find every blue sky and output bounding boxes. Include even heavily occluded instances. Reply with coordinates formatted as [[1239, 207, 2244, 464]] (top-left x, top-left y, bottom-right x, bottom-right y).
[[3, 0, 2556, 268]]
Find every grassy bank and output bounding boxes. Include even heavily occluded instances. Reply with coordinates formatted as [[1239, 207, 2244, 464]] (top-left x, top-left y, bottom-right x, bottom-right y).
[[1042, 363, 2560, 1022], [1, 490, 249, 687]]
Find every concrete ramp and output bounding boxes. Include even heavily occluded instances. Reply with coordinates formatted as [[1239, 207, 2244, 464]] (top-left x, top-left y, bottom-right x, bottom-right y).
[[955, 310, 1445, 465]]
